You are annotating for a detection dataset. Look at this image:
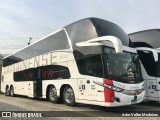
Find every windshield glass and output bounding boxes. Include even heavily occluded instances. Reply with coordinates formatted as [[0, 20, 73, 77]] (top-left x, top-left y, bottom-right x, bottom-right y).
[[104, 47, 143, 84], [137, 51, 160, 77], [156, 53, 160, 77]]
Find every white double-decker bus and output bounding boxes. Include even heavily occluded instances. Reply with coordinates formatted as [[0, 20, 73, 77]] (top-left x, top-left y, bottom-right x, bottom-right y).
[[1, 18, 145, 107], [129, 29, 160, 102]]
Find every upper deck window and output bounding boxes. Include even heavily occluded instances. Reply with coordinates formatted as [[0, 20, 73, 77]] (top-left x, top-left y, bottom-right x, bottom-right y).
[[3, 30, 70, 67]]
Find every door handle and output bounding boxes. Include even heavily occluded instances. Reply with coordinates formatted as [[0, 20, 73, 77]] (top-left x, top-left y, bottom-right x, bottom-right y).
[[158, 81, 160, 84], [87, 80, 90, 84]]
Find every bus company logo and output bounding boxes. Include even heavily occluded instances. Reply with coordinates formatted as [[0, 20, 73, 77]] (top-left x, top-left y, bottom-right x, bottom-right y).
[[2, 112, 11, 117]]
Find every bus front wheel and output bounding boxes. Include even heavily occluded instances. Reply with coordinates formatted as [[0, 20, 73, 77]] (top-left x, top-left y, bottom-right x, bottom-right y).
[[63, 86, 76, 106], [48, 86, 59, 103]]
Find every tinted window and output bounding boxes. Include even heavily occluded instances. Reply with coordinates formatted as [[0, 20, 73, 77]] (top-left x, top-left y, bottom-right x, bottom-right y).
[[156, 53, 160, 77], [13, 65, 70, 81], [138, 51, 160, 77], [85, 55, 103, 77], [39, 65, 70, 80], [73, 46, 102, 59], [60, 66, 71, 79], [14, 68, 35, 81], [76, 55, 103, 78], [104, 47, 143, 83], [39, 65, 61, 80], [92, 18, 132, 47], [3, 30, 70, 67], [74, 46, 103, 77], [138, 51, 156, 77], [76, 59, 85, 74], [133, 42, 153, 48]]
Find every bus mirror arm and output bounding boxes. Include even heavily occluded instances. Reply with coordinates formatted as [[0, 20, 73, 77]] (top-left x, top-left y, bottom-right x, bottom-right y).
[[136, 47, 158, 62], [76, 36, 123, 53]]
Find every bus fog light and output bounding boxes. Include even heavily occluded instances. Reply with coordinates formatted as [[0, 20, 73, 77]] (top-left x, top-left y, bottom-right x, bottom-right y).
[[112, 97, 120, 102], [137, 89, 144, 94]]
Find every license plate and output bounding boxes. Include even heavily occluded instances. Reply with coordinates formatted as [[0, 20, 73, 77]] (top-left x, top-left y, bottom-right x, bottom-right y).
[[131, 100, 137, 104]]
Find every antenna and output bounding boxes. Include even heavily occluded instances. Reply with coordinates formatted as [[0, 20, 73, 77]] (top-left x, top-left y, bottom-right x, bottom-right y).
[[28, 37, 32, 45]]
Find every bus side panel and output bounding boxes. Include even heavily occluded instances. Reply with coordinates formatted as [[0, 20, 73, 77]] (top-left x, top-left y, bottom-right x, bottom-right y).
[[1, 72, 13, 93], [140, 63, 159, 101], [157, 77, 160, 102], [1, 72, 6, 93]]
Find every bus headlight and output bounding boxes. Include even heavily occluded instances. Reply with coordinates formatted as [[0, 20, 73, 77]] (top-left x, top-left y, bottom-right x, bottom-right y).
[[121, 89, 144, 95], [103, 84, 123, 92]]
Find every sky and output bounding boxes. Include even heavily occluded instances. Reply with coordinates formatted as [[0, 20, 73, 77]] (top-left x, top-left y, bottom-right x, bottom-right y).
[[0, 0, 160, 54]]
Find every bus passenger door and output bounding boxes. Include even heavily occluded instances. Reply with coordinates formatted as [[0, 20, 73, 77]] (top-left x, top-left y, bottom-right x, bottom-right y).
[[34, 68, 42, 97], [77, 54, 105, 106]]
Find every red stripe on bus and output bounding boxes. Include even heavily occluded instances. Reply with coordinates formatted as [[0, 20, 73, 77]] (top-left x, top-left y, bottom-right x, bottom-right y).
[[103, 79, 115, 102]]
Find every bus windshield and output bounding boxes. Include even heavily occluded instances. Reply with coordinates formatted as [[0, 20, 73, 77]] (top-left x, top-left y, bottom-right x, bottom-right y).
[[137, 51, 160, 77], [156, 53, 160, 77], [104, 47, 143, 84]]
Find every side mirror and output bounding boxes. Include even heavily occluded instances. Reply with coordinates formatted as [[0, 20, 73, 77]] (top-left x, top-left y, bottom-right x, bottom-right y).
[[136, 47, 158, 62], [76, 36, 123, 53]]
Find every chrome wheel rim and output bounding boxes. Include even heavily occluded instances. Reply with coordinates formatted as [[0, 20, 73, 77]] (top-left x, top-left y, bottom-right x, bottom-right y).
[[10, 88, 14, 96], [6, 88, 10, 95], [64, 88, 74, 104], [49, 87, 57, 101]]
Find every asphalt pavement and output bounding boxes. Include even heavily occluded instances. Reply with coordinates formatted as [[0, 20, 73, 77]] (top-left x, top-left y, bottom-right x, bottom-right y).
[[0, 94, 160, 120]]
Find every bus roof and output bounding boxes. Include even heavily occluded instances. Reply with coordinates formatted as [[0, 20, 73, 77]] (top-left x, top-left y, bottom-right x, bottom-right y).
[[129, 29, 160, 48], [64, 17, 132, 49], [4, 18, 131, 63]]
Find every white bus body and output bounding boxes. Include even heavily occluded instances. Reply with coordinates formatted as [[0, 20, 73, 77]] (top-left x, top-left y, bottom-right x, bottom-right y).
[[129, 29, 160, 102], [1, 18, 145, 107]]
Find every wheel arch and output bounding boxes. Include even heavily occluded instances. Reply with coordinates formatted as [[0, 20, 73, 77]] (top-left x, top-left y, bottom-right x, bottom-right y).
[[10, 85, 14, 89]]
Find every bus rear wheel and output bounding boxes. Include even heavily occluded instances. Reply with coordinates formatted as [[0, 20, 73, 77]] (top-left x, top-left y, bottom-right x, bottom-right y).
[[48, 86, 59, 103], [5, 86, 10, 96], [10, 86, 14, 97], [63, 86, 76, 106]]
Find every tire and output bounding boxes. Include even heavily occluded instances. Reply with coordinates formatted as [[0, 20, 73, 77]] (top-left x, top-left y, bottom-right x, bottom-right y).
[[48, 86, 59, 103], [5, 86, 10, 96], [63, 86, 76, 106], [10, 86, 14, 97]]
